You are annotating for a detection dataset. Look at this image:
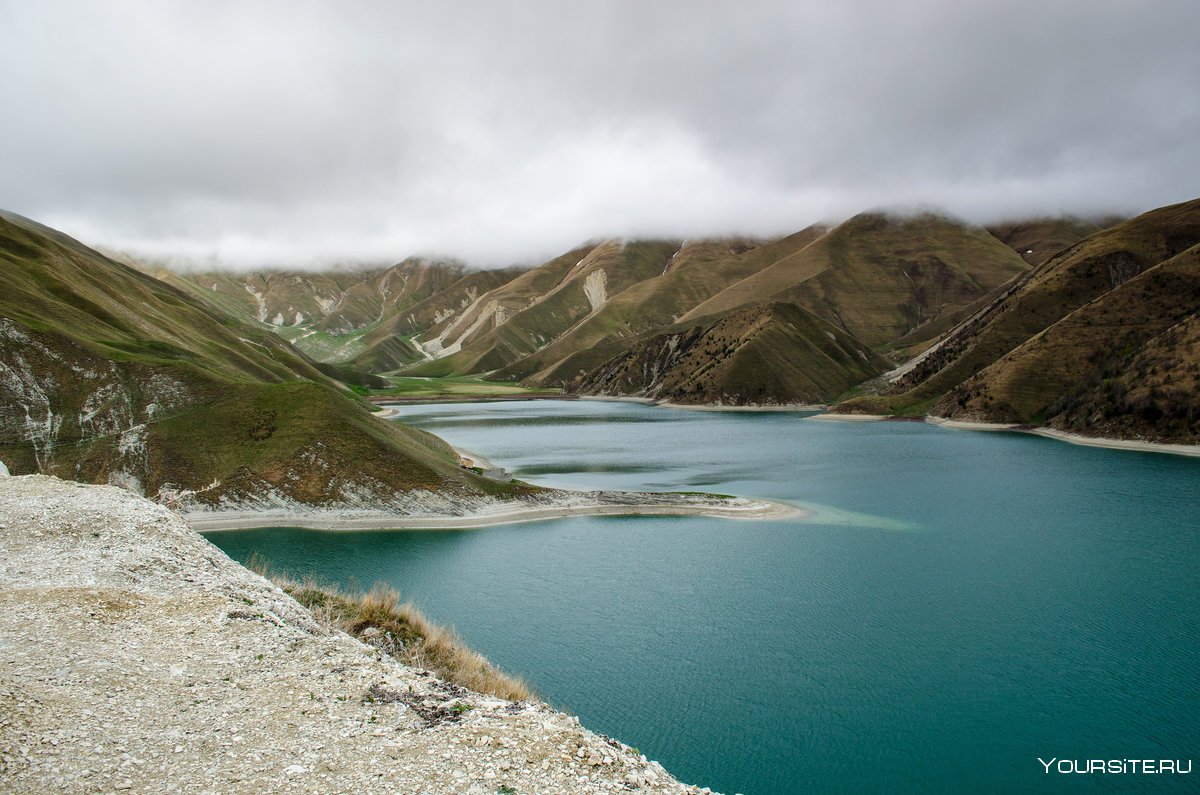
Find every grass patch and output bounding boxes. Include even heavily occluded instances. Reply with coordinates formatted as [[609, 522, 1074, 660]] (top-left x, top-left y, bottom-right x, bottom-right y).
[[369, 375, 561, 400], [252, 559, 533, 702], [276, 324, 377, 364]]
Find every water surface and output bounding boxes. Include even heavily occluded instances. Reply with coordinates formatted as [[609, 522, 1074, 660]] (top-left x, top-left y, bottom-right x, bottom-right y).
[[207, 400, 1200, 793]]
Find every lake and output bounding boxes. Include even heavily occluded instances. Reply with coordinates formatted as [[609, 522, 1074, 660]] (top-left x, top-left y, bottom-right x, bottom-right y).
[[206, 400, 1200, 793]]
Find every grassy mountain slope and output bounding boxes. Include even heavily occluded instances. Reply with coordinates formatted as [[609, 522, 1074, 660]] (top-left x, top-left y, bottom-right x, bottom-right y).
[[314, 258, 468, 333], [840, 198, 1200, 438], [147, 259, 472, 363], [159, 268, 374, 328], [406, 240, 680, 377], [495, 232, 827, 386], [570, 301, 889, 405], [379, 215, 1025, 406], [396, 247, 587, 371], [986, 217, 1107, 266], [350, 266, 529, 371], [349, 335, 427, 373], [682, 212, 1031, 352], [0, 211, 524, 506], [934, 245, 1200, 437], [1038, 312, 1200, 443]]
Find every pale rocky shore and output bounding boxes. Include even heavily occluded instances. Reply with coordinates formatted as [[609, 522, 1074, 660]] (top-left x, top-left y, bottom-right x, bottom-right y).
[[923, 416, 1200, 457], [185, 490, 801, 532], [807, 412, 1200, 457], [0, 475, 722, 794]]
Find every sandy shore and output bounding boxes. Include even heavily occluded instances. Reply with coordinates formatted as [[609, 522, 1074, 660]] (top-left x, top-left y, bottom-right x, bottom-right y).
[[925, 417, 1023, 432], [186, 495, 804, 532], [583, 395, 659, 405], [925, 416, 1200, 457], [1027, 427, 1200, 457]]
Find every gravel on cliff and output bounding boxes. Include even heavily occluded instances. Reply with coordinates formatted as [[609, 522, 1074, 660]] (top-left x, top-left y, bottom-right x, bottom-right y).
[[0, 474, 719, 794]]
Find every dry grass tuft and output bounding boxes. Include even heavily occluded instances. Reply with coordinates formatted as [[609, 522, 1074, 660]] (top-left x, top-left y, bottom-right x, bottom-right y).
[[248, 555, 533, 701]]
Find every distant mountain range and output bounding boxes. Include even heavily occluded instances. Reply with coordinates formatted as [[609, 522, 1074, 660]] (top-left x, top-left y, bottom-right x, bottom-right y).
[[147, 213, 1070, 391], [143, 207, 1120, 408], [3, 198, 1196, 500]]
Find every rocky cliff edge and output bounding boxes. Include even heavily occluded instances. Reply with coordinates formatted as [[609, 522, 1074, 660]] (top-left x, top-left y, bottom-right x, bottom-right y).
[[0, 474, 712, 794]]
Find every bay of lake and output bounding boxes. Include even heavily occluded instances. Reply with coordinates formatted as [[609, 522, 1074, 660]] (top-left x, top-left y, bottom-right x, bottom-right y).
[[207, 400, 1200, 793]]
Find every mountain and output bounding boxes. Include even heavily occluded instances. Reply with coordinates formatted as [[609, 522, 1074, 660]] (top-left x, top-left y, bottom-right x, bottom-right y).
[[107, 207, 1155, 413], [491, 233, 824, 386], [402, 240, 682, 377], [986, 216, 1109, 266], [0, 211, 527, 508], [313, 258, 471, 333], [346, 212, 1026, 405], [678, 212, 1032, 356], [152, 267, 376, 329], [351, 265, 530, 371], [569, 301, 889, 405], [842, 198, 1200, 443], [136, 257, 490, 364]]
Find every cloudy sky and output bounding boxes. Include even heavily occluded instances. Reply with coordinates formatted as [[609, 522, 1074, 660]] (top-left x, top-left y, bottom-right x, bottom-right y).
[[2, 1, 1198, 267]]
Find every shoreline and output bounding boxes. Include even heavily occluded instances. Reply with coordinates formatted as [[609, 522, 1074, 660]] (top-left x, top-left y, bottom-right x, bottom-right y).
[[367, 393, 575, 405], [1026, 426, 1200, 457], [925, 416, 1200, 457], [657, 401, 825, 413], [186, 494, 805, 533], [924, 416, 1026, 432], [378, 396, 1200, 462], [377, 393, 825, 413]]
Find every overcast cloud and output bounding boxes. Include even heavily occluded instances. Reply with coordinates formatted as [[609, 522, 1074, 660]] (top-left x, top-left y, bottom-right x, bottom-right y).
[[2, 0, 1198, 267]]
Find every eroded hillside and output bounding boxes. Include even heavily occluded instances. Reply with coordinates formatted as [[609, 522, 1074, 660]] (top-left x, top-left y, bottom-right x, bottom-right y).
[[841, 198, 1200, 443], [0, 211, 527, 509]]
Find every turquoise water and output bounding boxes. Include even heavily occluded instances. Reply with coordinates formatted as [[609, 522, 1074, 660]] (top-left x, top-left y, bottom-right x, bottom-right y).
[[206, 400, 1200, 793]]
